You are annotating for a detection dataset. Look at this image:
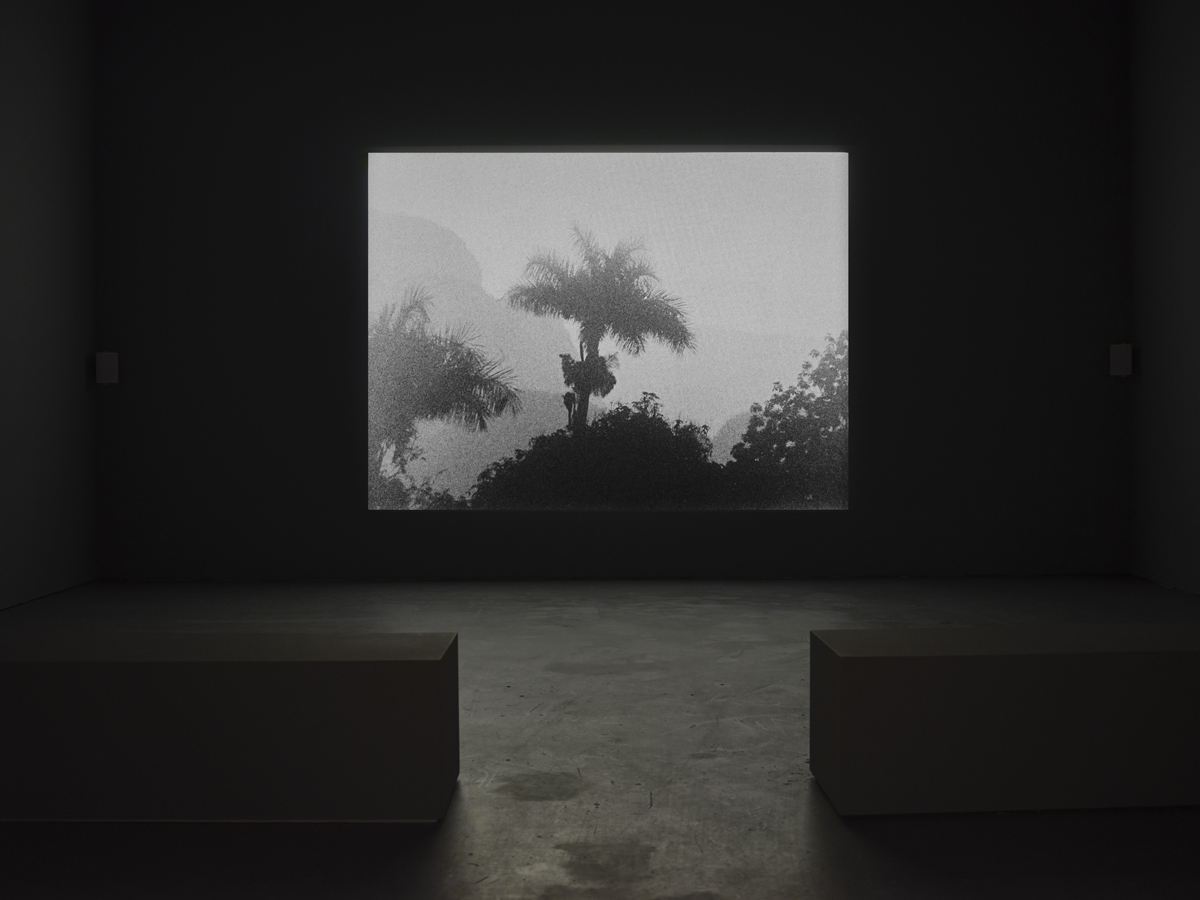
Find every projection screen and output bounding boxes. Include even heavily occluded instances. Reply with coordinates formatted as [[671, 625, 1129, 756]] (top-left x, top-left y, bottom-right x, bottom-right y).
[[368, 150, 848, 511]]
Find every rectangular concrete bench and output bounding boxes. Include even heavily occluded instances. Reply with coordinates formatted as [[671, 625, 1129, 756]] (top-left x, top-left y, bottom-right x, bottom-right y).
[[0, 631, 458, 821], [810, 623, 1200, 816]]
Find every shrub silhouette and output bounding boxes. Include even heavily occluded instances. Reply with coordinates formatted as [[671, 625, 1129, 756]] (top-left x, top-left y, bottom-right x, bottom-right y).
[[471, 393, 722, 509], [725, 329, 849, 508]]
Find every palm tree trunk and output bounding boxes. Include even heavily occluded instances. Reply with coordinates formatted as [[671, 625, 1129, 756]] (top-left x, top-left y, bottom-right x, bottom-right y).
[[572, 338, 601, 433], [574, 391, 590, 432]]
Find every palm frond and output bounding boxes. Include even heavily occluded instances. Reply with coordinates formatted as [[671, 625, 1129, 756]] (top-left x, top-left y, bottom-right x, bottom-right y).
[[571, 225, 607, 272], [608, 286, 695, 355], [507, 276, 581, 321], [521, 250, 575, 286], [506, 227, 696, 362], [396, 285, 433, 330], [369, 286, 432, 338], [605, 238, 651, 281], [368, 283, 522, 450], [507, 251, 586, 321], [417, 328, 523, 431]]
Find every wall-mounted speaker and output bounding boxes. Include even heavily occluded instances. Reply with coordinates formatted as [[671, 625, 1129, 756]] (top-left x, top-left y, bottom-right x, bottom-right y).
[[1109, 344, 1132, 377], [96, 352, 118, 384]]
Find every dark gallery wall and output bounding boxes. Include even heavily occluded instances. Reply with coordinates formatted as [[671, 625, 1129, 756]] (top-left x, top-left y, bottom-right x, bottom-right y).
[[1131, 0, 1200, 597], [0, 0, 97, 610], [93, 1, 1135, 581]]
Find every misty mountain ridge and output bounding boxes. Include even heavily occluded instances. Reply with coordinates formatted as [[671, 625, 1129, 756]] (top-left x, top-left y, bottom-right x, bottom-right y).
[[369, 209, 483, 295], [710, 411, 755, 464], [369, 209, 574, 394]]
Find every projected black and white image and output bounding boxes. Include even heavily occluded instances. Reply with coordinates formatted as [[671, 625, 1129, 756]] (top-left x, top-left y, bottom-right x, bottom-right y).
[[368, 151, 848, 510]]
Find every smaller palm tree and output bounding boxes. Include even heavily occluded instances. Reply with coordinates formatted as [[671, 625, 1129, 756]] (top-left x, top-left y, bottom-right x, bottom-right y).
[[368, 286, 521, 508], [505, 226, 695, 432]]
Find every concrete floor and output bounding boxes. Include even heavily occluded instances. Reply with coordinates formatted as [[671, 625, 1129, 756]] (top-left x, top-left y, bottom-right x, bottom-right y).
[[2, 576, 1200, 899]]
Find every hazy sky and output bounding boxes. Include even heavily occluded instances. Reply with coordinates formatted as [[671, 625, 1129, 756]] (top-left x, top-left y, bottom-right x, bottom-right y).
[[368, 151, 847, 430], [369, 152, 847, 335]]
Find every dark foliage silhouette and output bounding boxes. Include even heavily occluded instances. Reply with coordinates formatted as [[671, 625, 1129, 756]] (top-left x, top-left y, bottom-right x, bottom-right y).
[[505, 227, 695, 433], [471, 393, 722, 509], [368, 286, 520, 509], [725, 330, 849, 508]]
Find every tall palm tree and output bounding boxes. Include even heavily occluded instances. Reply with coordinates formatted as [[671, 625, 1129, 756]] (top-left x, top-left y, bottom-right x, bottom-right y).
[[368, 286, 521, 508], [505, 226, 695, 433]]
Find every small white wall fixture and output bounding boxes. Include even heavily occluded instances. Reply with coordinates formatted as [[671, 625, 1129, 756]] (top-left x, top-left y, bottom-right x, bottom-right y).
[[1110, 343, 1132, 377], [95, 352, 117, 384]]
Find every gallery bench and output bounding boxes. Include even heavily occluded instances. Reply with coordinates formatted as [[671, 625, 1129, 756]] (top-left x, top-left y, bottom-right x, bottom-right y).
[[809, 623, 1200, 816], [0, 631, 458, 821]]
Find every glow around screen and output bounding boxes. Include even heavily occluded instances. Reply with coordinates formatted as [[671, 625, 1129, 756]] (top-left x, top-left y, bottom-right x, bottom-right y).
[[368, 150, 848, 510]]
